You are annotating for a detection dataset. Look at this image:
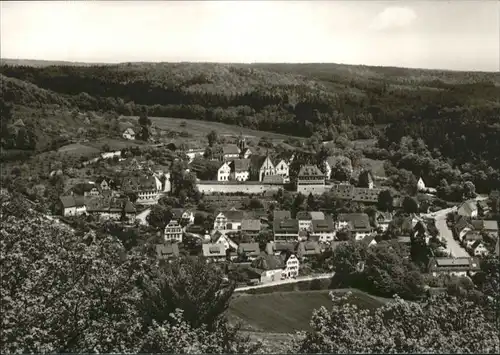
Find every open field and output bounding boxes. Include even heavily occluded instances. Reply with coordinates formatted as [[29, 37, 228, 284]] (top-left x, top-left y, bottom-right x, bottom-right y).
[[124, 116, 305, 142], [84, 137, 147, 151], [228, 289, 389, 333], [57, 143, 101, 158]]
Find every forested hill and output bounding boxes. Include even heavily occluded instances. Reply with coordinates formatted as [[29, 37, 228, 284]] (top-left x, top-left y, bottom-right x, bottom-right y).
[[1, 61, 500, 175], [1, 61, 499, 139]]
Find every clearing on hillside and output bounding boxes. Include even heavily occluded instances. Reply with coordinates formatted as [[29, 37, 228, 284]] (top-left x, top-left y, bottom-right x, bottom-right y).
[[124, 116, 305, 141], [228, 289, 389, 333]]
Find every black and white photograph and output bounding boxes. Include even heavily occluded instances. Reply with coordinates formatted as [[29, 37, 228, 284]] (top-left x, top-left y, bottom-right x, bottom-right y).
[[1, 0, 499, 353]]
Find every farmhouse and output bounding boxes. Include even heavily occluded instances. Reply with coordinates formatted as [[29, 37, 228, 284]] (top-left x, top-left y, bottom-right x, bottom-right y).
[[241, 219, 261, 237], [375, 212, 393, 232], [213, 210, 245, 231], [237, 243, 261, 261], [164, 219, 183, 243], [202, 243, 227, 263], [283, 254, 300, 279], [274, 159, 290, 180], [470, 219, 499, 239], [122, 128, 136, 140], [217, 162, 231, 182], [337, 213, 372, 241], [457, 200, 478, 218], [310, 218, 336, 242], [428, 257, 481, 277], [155, 243, 180, 261], [296, 241, 321, 260], [121, 175, 162, 205], [85, 197, 136, 221], [230, 159, 251, 181], [59, 196, 86, 217], [273, 219, 299, 241], [470, 241, 489, 257], [210, 231, 238, 250], [221, 144, 240, 161], [297, 165, 326, 195], [250, 255, 285, 283], [296, 211, 326, 231]]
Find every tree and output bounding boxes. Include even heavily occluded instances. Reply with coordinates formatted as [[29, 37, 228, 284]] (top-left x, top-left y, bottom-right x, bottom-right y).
[[306, 193, 317, 211], [402, 196, 419, 214], [207, 130, 219, 147], [358, 170, 373, 188], [140, 309, 259, 354], [138, 107, 152, 127], [377, 190, 394, 212], [330, 159, 352, 182], [296, 292, 499, 354], [1, 191, 260, 354], [147, 204, 173, 230], [247, 198, 264, 210], [139, 257, 236, 331], [463, 181, 477, 199]]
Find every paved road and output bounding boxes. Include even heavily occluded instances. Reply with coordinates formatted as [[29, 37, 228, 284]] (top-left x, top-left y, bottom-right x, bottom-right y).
[[434, 216, 469, 257], [235, 273, 334, 292], [422, 194, 490, 258]]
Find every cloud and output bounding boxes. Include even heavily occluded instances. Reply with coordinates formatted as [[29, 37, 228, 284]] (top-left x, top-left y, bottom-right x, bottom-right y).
[[370, 7, 417, 31]]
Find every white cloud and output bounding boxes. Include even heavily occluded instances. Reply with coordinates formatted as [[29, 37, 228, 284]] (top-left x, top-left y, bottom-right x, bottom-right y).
[[370, 7, 417, 31]]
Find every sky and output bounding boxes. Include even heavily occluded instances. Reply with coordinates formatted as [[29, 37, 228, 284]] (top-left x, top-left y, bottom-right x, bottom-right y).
[[1, 0, 499, 71]]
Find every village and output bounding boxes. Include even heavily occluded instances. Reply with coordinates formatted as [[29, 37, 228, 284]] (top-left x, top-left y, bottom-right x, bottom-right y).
[[55, 127, 500, 288]]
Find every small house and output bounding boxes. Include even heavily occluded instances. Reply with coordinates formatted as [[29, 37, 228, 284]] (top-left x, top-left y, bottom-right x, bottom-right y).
[[122, 128, 136, 140], [230, 159, 251, 181], [210, 231, 238, 251], [470, 241, 489, 257], [59, 196, 86, 217], [202, 243, 227, 263], [375, 212, 393, 232], [273, 219, 299, 241], [457, 200, 478, 218], [213, 210, 245, 231], [273, 210, 291, 221], [337, 213, 372, 241], [310, 218, 335, 242], [296, 241, 321, 260], [217, 162, 231, 182], [164, 219, 183, 243], [241, 219, 261, 237], [266, 241, 296, 256], [428, 257, 481, 277], [237, 243, 261, 261], [156, 243, 180, 261]]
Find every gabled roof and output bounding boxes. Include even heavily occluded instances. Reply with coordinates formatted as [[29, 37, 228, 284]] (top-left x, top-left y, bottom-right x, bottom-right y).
[[121, 175, 157, 191], [241, 219, 261, 231], [337, 213, 371, 231], [222, 144, 240, 155], [60, 195, 85, 208], [471, 240, 485, 250], [202, 243, 227, 257], [297, 241, 321, 256], [274, 210, 291, 220], [238, 243, 260, 256], [249, 155, 268, 170], [376, 212, 393, 223], [362, 234, 377, 246], [218, 210, 245, 221], [123, 128, 135, 135], [156, 243, 180, 259], [273, 219, 299, 233], [428, 257, 481, 272], [312, 218, 335, 233], [231, 159, 251, 172], [464, 230, 482, 241], [298, 165, 324, 178], [251, 254, 285, 271], [458, 200, 478, 216]]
